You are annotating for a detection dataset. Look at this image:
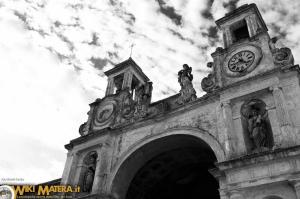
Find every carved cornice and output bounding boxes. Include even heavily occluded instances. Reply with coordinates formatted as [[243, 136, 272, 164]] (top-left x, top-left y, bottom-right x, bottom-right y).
[[216, 145, 300, 171]]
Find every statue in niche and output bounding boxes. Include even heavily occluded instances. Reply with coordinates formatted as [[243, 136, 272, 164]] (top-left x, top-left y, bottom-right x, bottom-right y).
[[83, 166, 95, 192], [176, 64, 197, 104], [82, 152, 97, 193], [241, 99, 273, 152], [248, 108, 267, 150]]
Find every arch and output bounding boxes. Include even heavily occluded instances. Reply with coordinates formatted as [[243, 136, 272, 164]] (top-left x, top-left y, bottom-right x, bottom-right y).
[[108, 127, 225, 199]]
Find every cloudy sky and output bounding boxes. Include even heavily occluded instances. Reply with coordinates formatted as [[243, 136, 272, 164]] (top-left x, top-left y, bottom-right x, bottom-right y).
[[1, 0, 300, 184]]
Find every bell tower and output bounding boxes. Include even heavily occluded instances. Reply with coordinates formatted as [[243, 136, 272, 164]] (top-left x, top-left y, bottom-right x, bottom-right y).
[[201, 3, 295, 91], [216, 4, 268, 48], [104, 57, 151, 98]]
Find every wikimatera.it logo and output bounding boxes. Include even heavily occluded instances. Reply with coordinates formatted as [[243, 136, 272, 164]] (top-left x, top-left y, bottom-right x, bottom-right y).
[[0, 185, 80, 199]]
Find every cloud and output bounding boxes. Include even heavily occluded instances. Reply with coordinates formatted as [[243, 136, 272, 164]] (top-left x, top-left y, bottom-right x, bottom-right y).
[[156, 0, 183, 26]]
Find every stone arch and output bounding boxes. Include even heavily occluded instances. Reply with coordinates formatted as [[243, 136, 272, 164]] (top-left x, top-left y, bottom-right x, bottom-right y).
[[109, 127, 225, 199]]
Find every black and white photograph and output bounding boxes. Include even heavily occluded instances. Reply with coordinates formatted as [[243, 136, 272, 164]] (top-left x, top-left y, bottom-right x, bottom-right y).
[[1, 0, 300, 198]]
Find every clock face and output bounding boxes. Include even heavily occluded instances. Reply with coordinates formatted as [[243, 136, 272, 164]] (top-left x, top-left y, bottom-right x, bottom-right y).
[[223, 44, 262, 77], [228, 50, 255, 72], [92, 99, 117, 130]]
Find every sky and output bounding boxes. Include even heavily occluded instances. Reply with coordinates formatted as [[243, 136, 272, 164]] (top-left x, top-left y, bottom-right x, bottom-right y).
[[0, 0, 300, 184]]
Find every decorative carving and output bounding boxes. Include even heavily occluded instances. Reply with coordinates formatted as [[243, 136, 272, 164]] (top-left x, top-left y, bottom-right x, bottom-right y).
[[114, 90, 135, 127], [273, 47, 294, 67], [82, 151, 98, 193], [241, 99, 273, 152], [133, 82, 152, 119], [269, 37, 294, 67], [176, 64, 197, 104], [201, 62, 217, 93], [79, 122, 87, 136]]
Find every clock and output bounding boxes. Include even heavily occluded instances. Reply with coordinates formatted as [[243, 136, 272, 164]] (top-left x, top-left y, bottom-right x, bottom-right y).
[[223, 44, 262, 77], [228, 50, 255, 72], [92, 99, 117, 129]]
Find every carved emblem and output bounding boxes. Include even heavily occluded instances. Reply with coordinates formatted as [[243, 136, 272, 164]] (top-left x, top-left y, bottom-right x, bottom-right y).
[[133, 82, 152, 119], [272, 47, 294, 67], [114, 90, 135, 127], [176, 64, 197, 104], [269, 37, 294, 67]]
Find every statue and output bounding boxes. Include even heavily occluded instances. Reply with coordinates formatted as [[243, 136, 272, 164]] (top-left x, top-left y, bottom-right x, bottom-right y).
[[176, 64, 197, 104], [82, 152, 97, 193], [248, 108, 267, 150], [241, 99, 273, 152], [83, 167, 95, 192]]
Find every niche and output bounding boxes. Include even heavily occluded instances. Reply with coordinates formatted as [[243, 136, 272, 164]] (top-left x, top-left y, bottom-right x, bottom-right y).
[[78, 151, 98, 193], [240, 99, 274, 152]]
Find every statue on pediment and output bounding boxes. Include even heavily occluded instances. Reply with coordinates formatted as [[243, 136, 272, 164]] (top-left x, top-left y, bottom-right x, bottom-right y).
[[176, 64, 197, 104]]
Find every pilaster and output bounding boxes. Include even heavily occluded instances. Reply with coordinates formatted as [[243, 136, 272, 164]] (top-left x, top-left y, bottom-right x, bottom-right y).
[[61, 151, 79, 185], [221, 100, 235, 157], [122, 70, 133, 90], [269, 85, 296, 147], [106, 77, 115, 96]]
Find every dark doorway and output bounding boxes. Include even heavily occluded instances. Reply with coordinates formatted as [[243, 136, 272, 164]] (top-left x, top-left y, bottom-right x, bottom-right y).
[[126, 147, 219, 199]]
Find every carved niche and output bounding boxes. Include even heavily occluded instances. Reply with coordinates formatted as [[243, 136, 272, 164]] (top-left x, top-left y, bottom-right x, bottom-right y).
[[79, 151, 98, 193], [240, 99, 274, 152], [176, 64, 197, 104]]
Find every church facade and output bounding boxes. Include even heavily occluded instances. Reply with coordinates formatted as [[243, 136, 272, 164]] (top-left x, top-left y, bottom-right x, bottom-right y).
[[61, 4, 300, 199]]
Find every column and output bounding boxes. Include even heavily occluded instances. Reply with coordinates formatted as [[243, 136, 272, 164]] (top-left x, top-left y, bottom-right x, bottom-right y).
[[224, 27, 233, 47], [289, 179, 300, 199], [92, 136, 115, 195], [269, 85, 296, 147], [91, 145, 104, 195], [245, 14, 258, 37], [105, 77, 115, 96], [61, 151, 79, 185], [221, 101, 235, 157], [122, 71, 133, 90]]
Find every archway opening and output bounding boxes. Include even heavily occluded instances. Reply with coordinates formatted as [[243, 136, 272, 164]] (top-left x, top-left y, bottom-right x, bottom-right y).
[[112, 134, 220, 199]]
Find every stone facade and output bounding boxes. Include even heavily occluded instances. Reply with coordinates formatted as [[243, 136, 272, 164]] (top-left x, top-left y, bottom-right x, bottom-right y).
[[61, 4, 300, 199]]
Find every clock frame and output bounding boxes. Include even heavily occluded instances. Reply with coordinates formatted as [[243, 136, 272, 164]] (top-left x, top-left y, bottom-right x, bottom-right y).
[[223, 44, 262, 77]]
